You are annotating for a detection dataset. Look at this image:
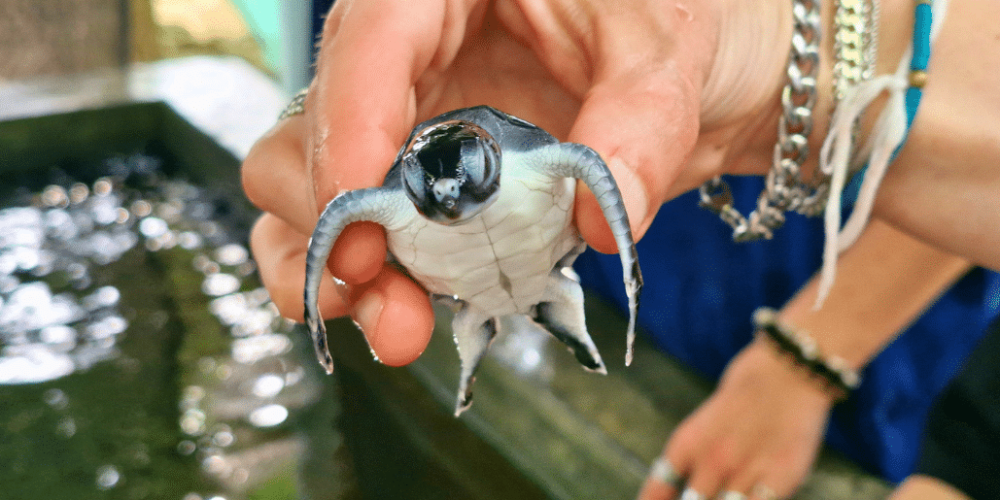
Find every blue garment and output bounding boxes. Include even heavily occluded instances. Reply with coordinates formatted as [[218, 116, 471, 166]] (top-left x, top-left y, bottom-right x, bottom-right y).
[[575, 176, 1000, 482]]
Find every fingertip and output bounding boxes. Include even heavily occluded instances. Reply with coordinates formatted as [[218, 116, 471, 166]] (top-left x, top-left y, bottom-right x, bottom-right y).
[[250, 214, 348, 323], [636, 476, 677, 500], [568, 73, 701, 249], [329, 221, 387, 284], [352, 267, 433, 367]]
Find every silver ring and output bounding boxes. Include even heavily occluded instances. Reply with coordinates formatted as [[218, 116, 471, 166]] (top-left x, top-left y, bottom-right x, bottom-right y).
[[751, 484, 779, 500], [278, 87, 309, 120], [680, 489, 707, 500], [718, 491, 748, 500], [648, 456, 684, 489]]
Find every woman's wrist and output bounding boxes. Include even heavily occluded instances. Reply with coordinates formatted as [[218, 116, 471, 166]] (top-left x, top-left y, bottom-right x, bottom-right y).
[[754, 307, 862, 401], [733, 336, 841, 407]]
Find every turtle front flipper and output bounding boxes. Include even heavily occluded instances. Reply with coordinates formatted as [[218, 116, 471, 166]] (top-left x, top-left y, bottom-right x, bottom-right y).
[[533, 268, 606, 374], [532, 143, 644, 366], [304, 188, 412, 374], [451, 304, 498, 416]]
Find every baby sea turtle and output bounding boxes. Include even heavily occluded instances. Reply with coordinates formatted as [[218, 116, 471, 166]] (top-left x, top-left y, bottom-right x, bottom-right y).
[[304, 106, 642, 415]]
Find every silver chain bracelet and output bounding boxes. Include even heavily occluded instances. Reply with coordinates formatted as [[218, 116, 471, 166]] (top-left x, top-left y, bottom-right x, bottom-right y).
[[699, 0, 823, 241]]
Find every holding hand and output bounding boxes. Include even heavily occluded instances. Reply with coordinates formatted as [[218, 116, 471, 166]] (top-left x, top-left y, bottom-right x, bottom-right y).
[[638, 341, 834, 500], [242, 0, 793, 365]]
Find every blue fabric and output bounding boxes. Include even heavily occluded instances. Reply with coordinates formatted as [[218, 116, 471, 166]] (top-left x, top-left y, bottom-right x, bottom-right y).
[[575, 176, 1000, 481]]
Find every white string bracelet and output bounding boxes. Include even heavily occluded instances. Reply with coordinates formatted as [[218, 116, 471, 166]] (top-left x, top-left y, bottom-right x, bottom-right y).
[[815, 0, 950, 308]]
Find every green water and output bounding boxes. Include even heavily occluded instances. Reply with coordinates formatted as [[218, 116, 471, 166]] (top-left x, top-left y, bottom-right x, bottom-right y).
[[1, 246, 211, 499], [0, 175, 359, 500]]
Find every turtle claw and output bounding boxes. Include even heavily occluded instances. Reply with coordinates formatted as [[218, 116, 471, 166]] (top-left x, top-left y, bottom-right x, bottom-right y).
[[624, 262, 643, 366], [454, 380, 475, 417]]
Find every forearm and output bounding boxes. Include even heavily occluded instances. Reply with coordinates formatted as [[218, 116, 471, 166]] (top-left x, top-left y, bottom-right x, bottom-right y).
[[827, 0, 1000, 270], [777, 219, 971, 370]]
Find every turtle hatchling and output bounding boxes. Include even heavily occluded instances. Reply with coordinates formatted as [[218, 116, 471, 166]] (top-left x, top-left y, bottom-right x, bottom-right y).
[[304, 106, 643, 415]]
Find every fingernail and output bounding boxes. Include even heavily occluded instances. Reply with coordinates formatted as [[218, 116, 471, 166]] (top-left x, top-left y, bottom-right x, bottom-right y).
[[609, 157, 648, 234]]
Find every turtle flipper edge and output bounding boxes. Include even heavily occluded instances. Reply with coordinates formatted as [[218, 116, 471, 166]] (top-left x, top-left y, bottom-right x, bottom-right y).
[[451, 304, 498, 416], [533, 143, 644, 366], [533, 269, 606, 374], [304, 188, 411, 374]]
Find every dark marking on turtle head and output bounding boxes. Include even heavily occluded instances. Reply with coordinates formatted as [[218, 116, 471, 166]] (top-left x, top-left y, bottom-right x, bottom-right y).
[[400, 120, 501, 225]]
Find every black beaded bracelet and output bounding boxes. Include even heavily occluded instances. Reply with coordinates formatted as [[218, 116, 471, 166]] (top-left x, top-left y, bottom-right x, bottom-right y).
[[752, 307, 861, 400]]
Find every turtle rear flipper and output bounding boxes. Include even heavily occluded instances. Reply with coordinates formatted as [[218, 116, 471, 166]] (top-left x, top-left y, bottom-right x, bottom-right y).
[[532, 270, 606, 374], [451, 305, 498, 416]]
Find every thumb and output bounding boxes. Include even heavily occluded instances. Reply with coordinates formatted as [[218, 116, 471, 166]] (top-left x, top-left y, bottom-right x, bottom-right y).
[[568, 69, 700, 254]]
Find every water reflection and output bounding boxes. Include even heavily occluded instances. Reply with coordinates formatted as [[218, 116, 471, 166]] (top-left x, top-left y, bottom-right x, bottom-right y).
[[0, 166, 334, 499], [490, 316, 557, 382], [248, 404, 289, 428], [0, 177, 135, 384]]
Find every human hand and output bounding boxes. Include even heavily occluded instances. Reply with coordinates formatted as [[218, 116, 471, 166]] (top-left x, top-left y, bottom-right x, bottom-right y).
[[637, 340, 835, 500], [242, 0, 793, 365]]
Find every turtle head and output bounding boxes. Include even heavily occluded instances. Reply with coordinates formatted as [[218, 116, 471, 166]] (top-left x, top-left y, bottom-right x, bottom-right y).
[[400, 120, 501, 225]]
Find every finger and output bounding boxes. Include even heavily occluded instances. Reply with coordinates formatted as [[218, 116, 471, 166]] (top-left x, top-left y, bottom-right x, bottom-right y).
[[678, 420, 743, 500], [741, 467, 797, 500], [656, 418, 703, 499], [636, 456, 683, 500], [250, 214, 435, 365], [568, 66, 700, 254], [250, 213, 346, 322], [345, 265, 435, 367], [682, 455, 726, 500], [636, 476, 680, 500], [724, 460, 767, 500], [748, 482, 784, 500], [242, 115, 387, 285], [308, 0, 454, 205], [242, 114, 316, 234]]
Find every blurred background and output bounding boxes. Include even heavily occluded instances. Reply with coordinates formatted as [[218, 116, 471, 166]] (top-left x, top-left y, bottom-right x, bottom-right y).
[[0, 0, 305, 92], [0, 3, 354, 500]]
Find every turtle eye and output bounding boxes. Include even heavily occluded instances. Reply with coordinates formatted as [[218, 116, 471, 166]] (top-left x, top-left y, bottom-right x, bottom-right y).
[[401, 154, 427, 201], [459, 138, 499, 188], [459, 140, 486, 186]]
